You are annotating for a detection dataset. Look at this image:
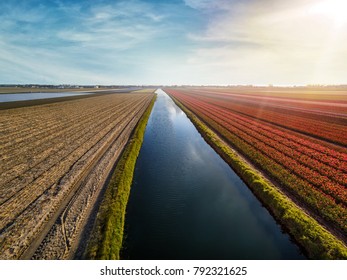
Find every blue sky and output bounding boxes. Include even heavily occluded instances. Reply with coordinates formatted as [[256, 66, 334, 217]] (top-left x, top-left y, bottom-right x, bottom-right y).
[[1, 0, 346, 85]]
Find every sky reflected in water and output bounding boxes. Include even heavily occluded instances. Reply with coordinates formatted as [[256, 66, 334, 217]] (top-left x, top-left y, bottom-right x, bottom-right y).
[[122, 89, 305, 260]]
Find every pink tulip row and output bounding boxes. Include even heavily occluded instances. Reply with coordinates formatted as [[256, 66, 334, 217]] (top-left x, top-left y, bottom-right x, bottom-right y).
[[166, 88, 347, 234]]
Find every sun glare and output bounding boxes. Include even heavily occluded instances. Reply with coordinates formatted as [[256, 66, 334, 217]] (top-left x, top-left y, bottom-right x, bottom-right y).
[[309, 0, 347, 27]]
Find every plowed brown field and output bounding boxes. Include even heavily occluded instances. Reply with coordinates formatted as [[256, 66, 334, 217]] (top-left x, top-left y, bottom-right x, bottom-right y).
[[0, 92, 154, 259]]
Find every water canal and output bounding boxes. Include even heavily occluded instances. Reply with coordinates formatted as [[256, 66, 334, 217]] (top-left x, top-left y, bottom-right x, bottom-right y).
[[0, 91, 96, 103], [122, 89, 304, 259]]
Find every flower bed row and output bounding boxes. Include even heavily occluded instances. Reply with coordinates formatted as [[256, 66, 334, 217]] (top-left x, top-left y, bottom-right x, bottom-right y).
[[166, 88, 347, 236]]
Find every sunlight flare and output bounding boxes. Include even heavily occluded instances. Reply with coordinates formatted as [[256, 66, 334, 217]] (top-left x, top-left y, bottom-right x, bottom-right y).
[[309, 0, 347, 27]]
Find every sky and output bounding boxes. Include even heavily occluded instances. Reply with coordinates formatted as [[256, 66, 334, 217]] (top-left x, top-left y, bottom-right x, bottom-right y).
[[1, 0, 347, 85]]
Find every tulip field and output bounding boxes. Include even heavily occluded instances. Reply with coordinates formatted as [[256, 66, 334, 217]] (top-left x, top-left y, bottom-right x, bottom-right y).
[[165, 87, 347, 238]]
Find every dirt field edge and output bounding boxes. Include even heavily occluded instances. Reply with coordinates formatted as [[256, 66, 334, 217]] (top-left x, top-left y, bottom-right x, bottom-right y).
[[83, 94, 156, 259]]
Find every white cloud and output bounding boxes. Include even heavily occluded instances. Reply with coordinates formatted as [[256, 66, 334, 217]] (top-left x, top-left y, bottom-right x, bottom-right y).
[[0, 40, 114, 84], [184, 0, 231, 11], [0, 0, 171, 84], [185, 0, 347, 85], [1, 0, 346, 85], [59, 0, 164, 49]]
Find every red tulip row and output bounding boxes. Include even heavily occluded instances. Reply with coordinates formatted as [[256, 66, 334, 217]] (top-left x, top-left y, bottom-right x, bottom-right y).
[[198, 101, 346, 186], [168, 90, 346, 166], [166, 88, 347, 234], [195, 88, 347, 116], [169, 91, 347, 203], [189, 92, 347, 146], [179, 89, 347, 156], [194, 95, 347, 169]]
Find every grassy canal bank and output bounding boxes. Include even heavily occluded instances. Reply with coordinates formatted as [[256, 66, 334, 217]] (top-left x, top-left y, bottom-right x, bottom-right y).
[[84, 94, 156, 260], [169, 94, 347, 260]]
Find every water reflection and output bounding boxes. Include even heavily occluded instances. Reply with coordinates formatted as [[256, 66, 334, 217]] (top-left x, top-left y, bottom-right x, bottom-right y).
[[0, 91, 94, 103], [122, 89, 305, 260]]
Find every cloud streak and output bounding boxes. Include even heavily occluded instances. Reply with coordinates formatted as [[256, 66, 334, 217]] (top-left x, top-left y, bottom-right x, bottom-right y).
[[185, 0, 347, 85], [0, 0, 346, 85], [0, 0, 176, 84]]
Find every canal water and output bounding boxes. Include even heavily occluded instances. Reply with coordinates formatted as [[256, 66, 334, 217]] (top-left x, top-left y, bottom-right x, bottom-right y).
[[0, 91, 94, 103], [122, 89, 304, 260]]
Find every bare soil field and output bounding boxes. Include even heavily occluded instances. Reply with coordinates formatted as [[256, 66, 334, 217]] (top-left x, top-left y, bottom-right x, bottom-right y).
[[0, 91, 154, 259]]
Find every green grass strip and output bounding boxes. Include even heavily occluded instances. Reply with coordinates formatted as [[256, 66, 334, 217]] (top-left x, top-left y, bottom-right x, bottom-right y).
[[85, 95, 156, 260], [170, 95, 347, 260]]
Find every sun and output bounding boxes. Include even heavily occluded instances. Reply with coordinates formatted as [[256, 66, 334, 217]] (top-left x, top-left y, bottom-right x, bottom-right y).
[[309, 0, 347, 27]]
